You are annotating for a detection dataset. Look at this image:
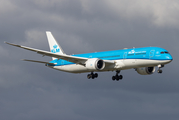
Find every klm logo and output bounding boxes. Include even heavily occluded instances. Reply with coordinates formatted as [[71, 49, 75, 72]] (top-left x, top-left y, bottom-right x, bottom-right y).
[[51, 44, 60, 53]]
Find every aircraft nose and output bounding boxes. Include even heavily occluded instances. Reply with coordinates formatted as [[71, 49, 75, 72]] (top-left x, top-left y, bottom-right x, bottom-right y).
[[166, 54, 173, 62]]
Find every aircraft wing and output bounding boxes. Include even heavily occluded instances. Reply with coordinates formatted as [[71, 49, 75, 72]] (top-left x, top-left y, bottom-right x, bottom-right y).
[[5, 42, 115, 65]]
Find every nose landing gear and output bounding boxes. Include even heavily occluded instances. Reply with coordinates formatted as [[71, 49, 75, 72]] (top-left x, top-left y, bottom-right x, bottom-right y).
[[87, 72, 98, 79], [158, 64, 164, 74], [112, 70, 123, 81]]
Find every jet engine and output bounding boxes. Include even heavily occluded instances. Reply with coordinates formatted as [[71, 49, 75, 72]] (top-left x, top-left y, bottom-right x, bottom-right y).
[[136, 67, 155, 75], [85, 58, 105, 70]]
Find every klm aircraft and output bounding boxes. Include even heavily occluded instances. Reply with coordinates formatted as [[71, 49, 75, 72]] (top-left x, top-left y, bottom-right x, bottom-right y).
[[5, 31, 173, 81]]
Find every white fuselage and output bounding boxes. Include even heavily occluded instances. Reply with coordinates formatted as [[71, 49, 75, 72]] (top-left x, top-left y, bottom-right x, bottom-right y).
[[48, 59, 171, 73]]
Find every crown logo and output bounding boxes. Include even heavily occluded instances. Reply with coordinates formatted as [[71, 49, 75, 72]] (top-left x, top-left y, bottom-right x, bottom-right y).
[[53, 44, 58, 48], [51, 44, 60, 53]]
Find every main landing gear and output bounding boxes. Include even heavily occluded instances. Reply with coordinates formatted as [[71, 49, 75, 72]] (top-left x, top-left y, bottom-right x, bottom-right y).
[[112, 70, 123, 81], [87, 72, 98, 79], [158, 64, 164, 74]]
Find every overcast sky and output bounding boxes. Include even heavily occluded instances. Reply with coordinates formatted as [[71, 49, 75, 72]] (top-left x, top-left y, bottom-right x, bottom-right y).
[[1, 0, 179, 120]]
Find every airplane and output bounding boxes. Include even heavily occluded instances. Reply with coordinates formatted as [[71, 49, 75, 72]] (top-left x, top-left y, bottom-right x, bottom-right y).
[[5, 31, 173, 81]]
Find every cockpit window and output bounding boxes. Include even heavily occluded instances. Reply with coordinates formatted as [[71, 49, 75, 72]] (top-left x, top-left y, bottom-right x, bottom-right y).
[[161, 51, 169, 54], [165, 51, 169, 54]]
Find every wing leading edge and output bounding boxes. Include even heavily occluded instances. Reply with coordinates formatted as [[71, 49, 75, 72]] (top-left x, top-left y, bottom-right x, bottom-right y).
[[5, 42, 115, 66]]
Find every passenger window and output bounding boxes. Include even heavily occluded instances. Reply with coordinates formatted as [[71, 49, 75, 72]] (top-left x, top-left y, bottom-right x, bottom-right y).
[[161, 52, 164, 54]]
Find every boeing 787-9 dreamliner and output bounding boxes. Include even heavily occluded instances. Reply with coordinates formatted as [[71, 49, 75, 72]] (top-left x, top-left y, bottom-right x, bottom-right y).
[[5, 31, 173, 81]]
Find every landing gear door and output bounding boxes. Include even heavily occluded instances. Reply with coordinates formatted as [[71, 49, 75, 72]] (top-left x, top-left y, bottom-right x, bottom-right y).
[[149, 50, 155, 59]]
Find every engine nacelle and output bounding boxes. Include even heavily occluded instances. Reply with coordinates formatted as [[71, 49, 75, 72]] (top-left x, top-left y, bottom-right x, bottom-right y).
[[85, 58, 105, 70], [136, 67, 155, 75]]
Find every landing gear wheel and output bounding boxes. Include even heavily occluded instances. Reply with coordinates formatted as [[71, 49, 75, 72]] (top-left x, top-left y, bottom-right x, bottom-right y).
[[87, 74, 91, 79], [87, 72, 98, 79], [158, 69, 162, 73], [94, 73, 98, 78], [112, 70, 123, 81], [116, 76, 120, 81], [119, 75, 123, 79], [112, 76, 116, 81]]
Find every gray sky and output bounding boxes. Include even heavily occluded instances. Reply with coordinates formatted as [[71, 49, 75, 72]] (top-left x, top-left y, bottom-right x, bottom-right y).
[[1, 0, 179, 120]]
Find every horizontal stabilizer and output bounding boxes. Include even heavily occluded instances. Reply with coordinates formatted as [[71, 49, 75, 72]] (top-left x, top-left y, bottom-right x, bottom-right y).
[[22, 59, 55, 65]]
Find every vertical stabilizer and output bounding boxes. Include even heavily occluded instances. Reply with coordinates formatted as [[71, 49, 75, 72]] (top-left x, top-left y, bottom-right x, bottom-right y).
[[46, 31, 65, 60]]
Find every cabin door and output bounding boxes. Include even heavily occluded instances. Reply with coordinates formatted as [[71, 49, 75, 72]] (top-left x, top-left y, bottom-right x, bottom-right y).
[[123, 52, 127, 60], [149, 50, 155, 59]]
